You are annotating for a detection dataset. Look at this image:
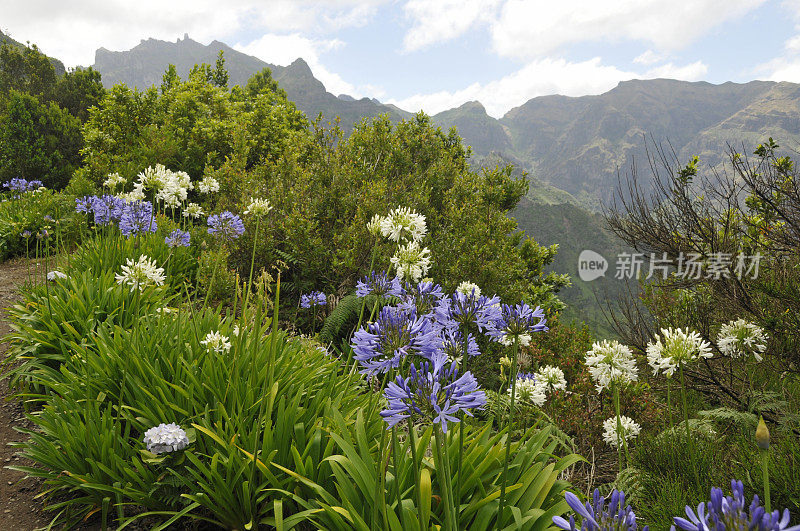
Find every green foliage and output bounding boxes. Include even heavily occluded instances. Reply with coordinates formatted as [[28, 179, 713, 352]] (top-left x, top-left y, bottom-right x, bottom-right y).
[[0, 90, 83, 188], [0, 188, 83, 259], [78, 62, 308, 185], [52, 67, 105, 122], [280, 418, 579, 530], [319, 293, 380, 347], [0, 42, 57, 98]]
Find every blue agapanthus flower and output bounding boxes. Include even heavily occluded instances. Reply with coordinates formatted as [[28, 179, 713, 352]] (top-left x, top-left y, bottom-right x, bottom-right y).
[[165, 229, 191, 247], [351, 305, 439, 375], [356, 271, 395, 298], [435, 290, 502, 332], [120, 201, 156, 236], [300, 291, 327, 308], [381, 351, 485, 432], [77, 195, 127, 226], [672, 480, 800, 531], [438, 327, 480, 361], [395, 280, 444, 316], [3, 178, 41, 193], [207, 211, 245, 241], [554, 489, 647, 531], [75, 196, 93, 213], [487, 302, 548, 346]]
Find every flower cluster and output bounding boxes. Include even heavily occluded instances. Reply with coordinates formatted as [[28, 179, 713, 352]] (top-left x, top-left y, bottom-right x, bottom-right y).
[[390, 240, 431, 282], [104, 172, 127, 189], [356, 271, 396, 298], [602, 415, 641, 448], [119, 200, 156, 236], [76, 195, 126, 225], [672, 480, 799, 531], [509, 372, 547, 407], [46, 270, 68, 281], [717, 318, 767, 361], [115, 255, 166, 291], [379, 206, 427, 243], [200, 331, 232, 354], [585, 340, 638, 392], [487, 302, 548, 347], [198, 175, 220, 194], [4, 178, 43, 193], [244, 197, 273, 216], [396, 280, 444, 315], [300, 291, 327, 309], [554, 489, 647, 531], [143, 423, 189, 454], [183, 202, 204, 219], [352, 306, 438, 375], [381, 352, 485, 432], [647, 327, 712, 377], [438, 327, 480, 362], [207, 211, 245, 241], [536, 365, 567, 393], [165, 229, 191, 247], [435, 290, 501, 332], [456, 281, 481, 297]]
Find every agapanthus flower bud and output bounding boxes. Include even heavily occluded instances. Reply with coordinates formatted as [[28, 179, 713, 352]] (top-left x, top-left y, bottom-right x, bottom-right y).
[[756, 416, 770, 450]]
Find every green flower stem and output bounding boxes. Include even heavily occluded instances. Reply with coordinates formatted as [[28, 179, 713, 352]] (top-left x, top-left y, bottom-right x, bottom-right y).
[[612, 383, 630, 471], [407, 418, 423, 529], [434, 425, 455, 531], [201, 245, 223, 312], [391, 427, 403, 525], [244, 215, 262, 311], [679, 363, 701, 491], [354, 243, 380, 335], [762, 449, 771, 512], [454, 325, 471, 530], [497, 337, 519, 530], [373, 427, 389, 531]]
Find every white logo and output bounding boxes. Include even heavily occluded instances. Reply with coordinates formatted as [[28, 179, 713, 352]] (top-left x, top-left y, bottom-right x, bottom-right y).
[[578, 250, 608, 282]]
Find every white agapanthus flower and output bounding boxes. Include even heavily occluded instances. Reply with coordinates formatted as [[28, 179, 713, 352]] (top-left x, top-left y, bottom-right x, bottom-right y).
[[456, 281, 481, 297], [46, 270, 68, 281], [646, 327, 712, 377], [509, 374, 547, 407], [380, 207, 427, 243], [390, 240, 431, 283], [367, 214, 384, 236], [118, 183, 146, 203], [536, 365, 567, 393], [104, 172, 127, 189], [602, 415, 641, 448], [137, 164, 168, 191], [232, 325, 240, 337], [585, 340, 638, 393], [155, 307, 177, 314], [244, 197, 273, 216], [717, 318, 767, 361], [183, 202, 205, 219], [174, 171, 193, 191], [200, 331, 231, 354], [499, 333, 532, 347], [143, 423, 189, 454], [115, 255, 166, 291], [198, 176, 220, 194]]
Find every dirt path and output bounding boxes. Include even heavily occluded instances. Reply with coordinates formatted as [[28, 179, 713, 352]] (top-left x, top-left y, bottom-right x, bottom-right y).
[[0, 259, 54, 530]]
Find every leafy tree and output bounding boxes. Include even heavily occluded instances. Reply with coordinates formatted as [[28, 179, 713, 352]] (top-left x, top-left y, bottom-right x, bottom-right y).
[[0, 42, 57, 100], [78, 62, 307, 184], [0, 90, 83, 188], [52, 67, 105, 122]]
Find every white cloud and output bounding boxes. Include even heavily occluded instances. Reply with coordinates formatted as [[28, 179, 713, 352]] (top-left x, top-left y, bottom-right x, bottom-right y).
[[388, 57, 710, 118], [402, 0, 500, 51], [2, 0, 385, 67], [490, 0, 765, 59], [645, 61, 708, 80], [633, 50, 666, 65]]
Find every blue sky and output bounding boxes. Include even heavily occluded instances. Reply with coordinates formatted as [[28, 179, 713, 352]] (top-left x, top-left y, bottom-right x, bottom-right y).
[[6, 0, 800, 117]]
